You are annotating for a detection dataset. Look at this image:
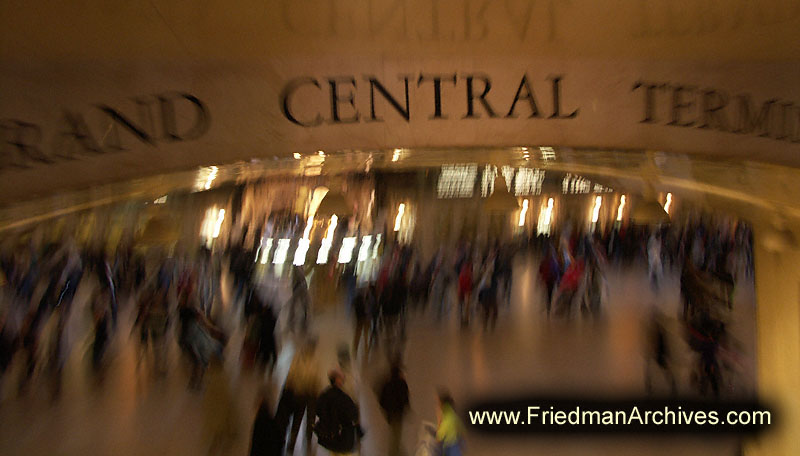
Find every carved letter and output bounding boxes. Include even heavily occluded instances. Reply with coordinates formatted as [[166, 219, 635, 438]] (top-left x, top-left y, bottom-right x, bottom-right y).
[[667, 85, 696, 127], [158, 93, 211, 141], [280, 77, 324, 127], [328, 77, 360, 123], [632, 81, 666, 123], [0, 120, 48, 169], [462, 74, 497, 119], [366, 76, 410, 122], [548, 75, 579, 119], [506, 74, 540, 118], [734, 95, 776, 137], [97, 104, 155, 149], [418, 73, 458, 119], [58, 111, 102, 157], [698, 89, 729, 131]]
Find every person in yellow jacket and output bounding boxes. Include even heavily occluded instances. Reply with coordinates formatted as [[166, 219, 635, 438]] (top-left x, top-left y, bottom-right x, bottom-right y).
[[436, 392, 464, 456]]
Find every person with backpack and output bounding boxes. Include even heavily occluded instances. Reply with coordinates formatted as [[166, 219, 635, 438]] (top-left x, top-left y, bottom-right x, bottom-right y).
[[314, 369, 362, 456]]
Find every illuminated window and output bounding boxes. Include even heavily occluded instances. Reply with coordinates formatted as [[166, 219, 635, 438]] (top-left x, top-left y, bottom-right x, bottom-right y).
[[501, 166, 515, 190], [591, 196, 602, 226], [481, 165, 498, 197], [273, 239, 290, 264], [664, 193, 673, 214], [293, 239, 310, 266], [373, 234, 382, 259], [394, 203, 405, 232], [317, 215, 338, 264], [514, 168, 545, 196], [259, 238, 274, 264], [338, 237, 357, 263], [537, 198, 554, 235], [358, 235, 373, 262], [540, 146, 556, 160], [518, 199, 529, 227], [617, 195, 627, 222], [437, 164, 478, 198]]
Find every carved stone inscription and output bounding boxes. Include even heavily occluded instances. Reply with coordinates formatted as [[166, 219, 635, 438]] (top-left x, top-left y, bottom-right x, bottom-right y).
[[633, 81, 800, 143], [0, 92, 210, 171]]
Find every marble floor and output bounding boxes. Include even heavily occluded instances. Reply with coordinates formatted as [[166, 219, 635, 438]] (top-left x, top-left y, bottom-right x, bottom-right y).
[[0, 252, 756, 455]]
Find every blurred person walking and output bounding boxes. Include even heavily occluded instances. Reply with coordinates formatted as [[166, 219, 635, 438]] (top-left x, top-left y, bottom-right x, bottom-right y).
[[379, 359, 410, 456], [351, 286, 374, 357], [133, 284, 170, 376], [648, 232, 663, 290], [538, 243, 561, 317], [457, 258, 473, 327], [289, 266, 311, 333], [476, 261, 498, 331], [315, 368, 363, 456], [436, 391, 465, 456], [552, 257, 584, 318], [645, 309, 677, 394], [277, 337, 321, 455], [249, 385, 285, 456]]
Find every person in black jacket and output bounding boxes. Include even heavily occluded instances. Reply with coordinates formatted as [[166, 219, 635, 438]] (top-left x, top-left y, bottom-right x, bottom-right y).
[[315, 369, 362, 455], [379, 360, 410, 456], [249, 386, 284, 456]]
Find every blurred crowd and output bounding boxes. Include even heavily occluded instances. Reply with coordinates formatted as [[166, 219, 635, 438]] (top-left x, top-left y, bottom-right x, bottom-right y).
[[0, 209, 753, 455]]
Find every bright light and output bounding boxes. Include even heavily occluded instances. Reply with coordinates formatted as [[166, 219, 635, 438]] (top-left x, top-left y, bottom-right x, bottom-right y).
[[562, 173, 591, 194], [617, 195, 627, 222], [392, 148, 401, 162], [394, 203, 405, 232], [358, 235, 373, 262], [201, 207, 218, 246], [481, 165, 498, 197], [338, 237, 357, 263], [514, 168, 545, 196], [540, 146, 556, 160], [204, 166, 218, 190], [664, 193, 673, 214], [260, 238, 274, 264], [153, 195, 167, 204], [318, 150, 325, 157], [212, 209, 225, 238], [317, 215, 338, 264], [316, 240, 331, 264], [293, 239, 310, 266], [293, 152, 301, 160], [326, 215, 338, 239], [194, 166, 219, 192], [273, 238, 290, 264], [591, 196, 602, 224], [518, 199, 529, 227], [373, 234, 382, 259], [437, 164, 478, 198], [303, 216, 314, 240], [538, 198, 554, 235]]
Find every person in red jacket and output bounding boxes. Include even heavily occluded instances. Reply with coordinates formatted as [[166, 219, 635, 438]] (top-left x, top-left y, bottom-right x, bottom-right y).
[[553, 258, 584, 317]]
